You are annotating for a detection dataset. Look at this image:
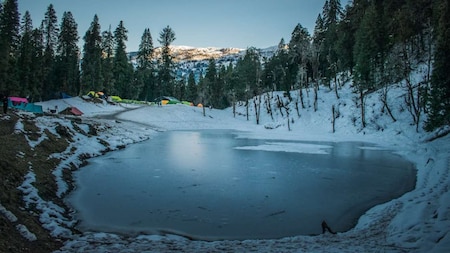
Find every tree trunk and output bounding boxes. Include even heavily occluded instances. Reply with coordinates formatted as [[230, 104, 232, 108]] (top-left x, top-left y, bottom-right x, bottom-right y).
[[254, 96, 261, 125], [334, 76, 340, 99], [314, 84, 318, 112], [380, 87, 396, 122], [299, 88, 305, 109], [332, 105, 336, 133], [246, 100, 249, 121], [360, 90, 366, 128], [277, 95, 284, 117], [265, 94, 274, 120]]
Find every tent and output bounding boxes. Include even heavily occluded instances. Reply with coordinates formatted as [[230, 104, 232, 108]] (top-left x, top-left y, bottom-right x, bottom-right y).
[[7, 97, 43, 113], [111, 96, 122, 102], [60, 106, 83, 116], [70, 107, 83, 116], [23, 103, 44, 113], [9, 97, 28, 104]]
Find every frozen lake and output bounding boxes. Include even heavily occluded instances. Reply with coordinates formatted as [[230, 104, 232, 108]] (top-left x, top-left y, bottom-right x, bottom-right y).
[[68, 130, 416, 240]]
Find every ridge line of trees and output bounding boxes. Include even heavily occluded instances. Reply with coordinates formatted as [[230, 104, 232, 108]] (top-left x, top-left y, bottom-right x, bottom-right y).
[[0, 0, 448, 131]]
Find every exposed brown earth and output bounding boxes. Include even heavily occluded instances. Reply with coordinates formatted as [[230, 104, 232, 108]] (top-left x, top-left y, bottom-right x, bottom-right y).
[[0, 111, 106, 253]]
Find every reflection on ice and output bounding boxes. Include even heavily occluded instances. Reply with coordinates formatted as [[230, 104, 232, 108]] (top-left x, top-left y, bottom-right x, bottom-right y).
[[68, 130, 415, 240]]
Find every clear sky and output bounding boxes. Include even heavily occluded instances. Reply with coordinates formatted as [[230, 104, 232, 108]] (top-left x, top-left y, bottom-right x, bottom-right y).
[[17, 0, 351, 51]]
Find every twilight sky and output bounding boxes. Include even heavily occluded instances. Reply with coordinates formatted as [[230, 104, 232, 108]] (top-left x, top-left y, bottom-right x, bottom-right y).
[[18, 0, 351, 51]]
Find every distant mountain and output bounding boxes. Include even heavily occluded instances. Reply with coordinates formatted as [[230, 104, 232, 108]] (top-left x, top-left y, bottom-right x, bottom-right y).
[[128, 45, 277, 81]]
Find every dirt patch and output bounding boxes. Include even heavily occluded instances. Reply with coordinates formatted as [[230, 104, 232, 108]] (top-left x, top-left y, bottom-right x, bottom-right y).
[[0, 111, 111, 253]]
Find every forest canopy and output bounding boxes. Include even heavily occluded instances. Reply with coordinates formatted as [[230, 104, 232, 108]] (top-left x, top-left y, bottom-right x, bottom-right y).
[[0, 0, 448, 131]]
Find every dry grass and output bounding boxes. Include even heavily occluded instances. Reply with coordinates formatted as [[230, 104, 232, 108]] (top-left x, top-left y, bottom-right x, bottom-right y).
[[0, 112, 77, 253]]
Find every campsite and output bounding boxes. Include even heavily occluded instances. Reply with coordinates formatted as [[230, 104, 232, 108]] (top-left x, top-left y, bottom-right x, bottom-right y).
[[0, 80, 449, 252]]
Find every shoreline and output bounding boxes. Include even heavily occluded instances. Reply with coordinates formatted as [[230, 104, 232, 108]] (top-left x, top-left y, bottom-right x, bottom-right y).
[[66, 129, 418, 241], [1, 103, 449, 252]]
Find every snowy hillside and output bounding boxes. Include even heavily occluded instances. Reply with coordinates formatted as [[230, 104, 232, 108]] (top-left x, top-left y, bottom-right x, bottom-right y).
[[11, 78, 445, 252]]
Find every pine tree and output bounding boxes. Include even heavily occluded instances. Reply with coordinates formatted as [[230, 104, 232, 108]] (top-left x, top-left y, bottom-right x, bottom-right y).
[[81, 15, 103, 94], [137, 28, 154, 70], [101, 25, 114, 95], [235, 47, 261, 101], [426, 0, 450, 130], [312, 14, 324, 85], [56, 11, 79, 96], [335, 4, 356, 75], [17, 11, 34, 97], [204, 58, 218, 107], [261, 39, 290, 97], [0, 0, 20, 94], [157, 25, 176, 96], [136, 28, 155, 101], [321, 0, 343, 87], [217, 64, 230, 109], [185, 70, 197, 103], [42, 4, 59, 99], [353, 2, 379, 128], [288, 23, 311, 102], [30, 25, 45, 101], [113, 21, 133, 98]]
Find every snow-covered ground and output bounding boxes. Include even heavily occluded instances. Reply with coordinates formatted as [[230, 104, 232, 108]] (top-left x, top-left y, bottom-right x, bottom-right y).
[[4, 81, 449, 252]]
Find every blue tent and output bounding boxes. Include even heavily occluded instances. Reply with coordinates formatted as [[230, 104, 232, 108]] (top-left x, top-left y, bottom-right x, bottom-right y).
[[8, 99, 43, 113]]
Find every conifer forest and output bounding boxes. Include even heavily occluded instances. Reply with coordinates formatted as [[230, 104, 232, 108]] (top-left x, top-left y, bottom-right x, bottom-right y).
[[0, 0, 448, 131]]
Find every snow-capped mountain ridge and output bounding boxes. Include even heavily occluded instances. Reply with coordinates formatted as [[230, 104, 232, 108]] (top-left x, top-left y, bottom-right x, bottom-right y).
[[161, 45, 245, 62], [129, 45, 246, 63], [129, 45, 277, 81]]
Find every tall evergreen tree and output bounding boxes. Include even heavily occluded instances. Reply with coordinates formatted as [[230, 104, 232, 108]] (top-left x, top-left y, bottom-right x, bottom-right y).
[[101, 25, 114, 95], [321, 0, 343, 87], [113, 20, 133, 98], [29, 24, 45, 101], [335, 3, 356, 75], [426, 0, 450, 130], [311, 14, 325, 84], [17, 11, 34, 97], [235, 47, 261, 100], [185, 70, 197, 103], [42, 4, 59, 99], [217, 64, 231, 108], [136, 28, 155, 101], [56, 11, 79, 96], [288, 24, 312, 96], [353, 2, 379, 128], [0, 0, 20, 93], [203, 58, 218, 107], [157, 25, 176, 96], [137, 28, 154, 69], [81, 15, 103, 94]]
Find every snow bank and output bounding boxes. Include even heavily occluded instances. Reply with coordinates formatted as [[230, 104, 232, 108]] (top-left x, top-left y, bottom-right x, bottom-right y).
[[20, 82, 449, 252]]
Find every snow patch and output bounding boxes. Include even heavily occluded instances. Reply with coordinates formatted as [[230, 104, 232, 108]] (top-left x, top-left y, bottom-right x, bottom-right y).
[[235, 142, 332, 154], [0, 202, 18, 222]]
